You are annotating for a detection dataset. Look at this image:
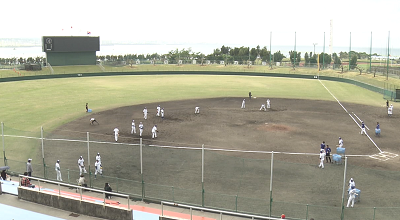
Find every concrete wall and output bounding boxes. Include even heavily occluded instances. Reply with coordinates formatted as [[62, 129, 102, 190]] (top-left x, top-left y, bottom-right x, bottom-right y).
[[18, 187, 132, 220]]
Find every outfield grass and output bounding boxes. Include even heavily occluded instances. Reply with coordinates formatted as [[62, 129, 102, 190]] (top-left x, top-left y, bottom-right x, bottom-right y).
[[0, 74, 385, 131], [0, 73, 390, 164]]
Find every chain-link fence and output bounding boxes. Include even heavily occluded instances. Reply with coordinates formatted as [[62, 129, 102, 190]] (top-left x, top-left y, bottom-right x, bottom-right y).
[[2, 124, 400, 220]]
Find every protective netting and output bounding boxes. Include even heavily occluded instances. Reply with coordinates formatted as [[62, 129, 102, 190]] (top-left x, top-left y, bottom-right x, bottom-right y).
[[2, 127, 400, 219]]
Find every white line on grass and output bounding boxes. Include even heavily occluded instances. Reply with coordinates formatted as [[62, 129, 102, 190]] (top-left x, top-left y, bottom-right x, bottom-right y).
[[318, 80, 382, 153]]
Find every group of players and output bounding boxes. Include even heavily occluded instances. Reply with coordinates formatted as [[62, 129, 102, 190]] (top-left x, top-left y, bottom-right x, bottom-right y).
[[76, 153, 102, 179], [317, 138, 343, 169], [242, 92, 271, 111]]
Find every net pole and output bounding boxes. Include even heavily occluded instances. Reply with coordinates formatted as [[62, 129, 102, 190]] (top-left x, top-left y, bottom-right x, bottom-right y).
[[370, 32, 372, 72], [41, 126, 45, 178], [2, 122, 5, 166], [202, 144, 204, 207], [323, 32, 325, 69], [269, 151, 274, 217], [387, 31, 390, 80], [340, 156, 348, 220], [294, 32, 297, 68], [269, 32, 272, 68], [349, 32, 351, 71]]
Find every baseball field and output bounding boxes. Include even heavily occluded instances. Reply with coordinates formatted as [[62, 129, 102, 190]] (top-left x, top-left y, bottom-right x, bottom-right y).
[[1, 73, 400, 220]]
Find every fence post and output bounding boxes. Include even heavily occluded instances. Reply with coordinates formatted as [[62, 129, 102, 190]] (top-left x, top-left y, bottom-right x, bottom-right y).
[[341, 157, 348, 220], [269, 151, 274, 217], [67, 169, 70, 184], [172, 186, 175, 202], [1, 122, 6, 167], [235, 195, 238, 212], [202, 144, 204, 207], [306, 204, 309, 220], [116, 177, 119, 192], [140, 138, 144, 201], [373, 207, 376, 220], [87, 132, 91, 188], [41, 126, 46, 178]]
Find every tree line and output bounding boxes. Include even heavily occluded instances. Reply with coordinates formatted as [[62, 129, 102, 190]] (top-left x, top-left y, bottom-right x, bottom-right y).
[[0, 45, 386, 68]]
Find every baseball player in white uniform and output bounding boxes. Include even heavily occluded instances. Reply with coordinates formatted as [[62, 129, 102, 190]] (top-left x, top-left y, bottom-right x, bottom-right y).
[[139, 122, 144, 137], [143, 107, 148, 119], [78, 156, 87, 175], [318, 150, 326, 169], [338, 137, 344, 148], [55, 160, 62, 181], [96, 152, 101, 164], [161, 108, 164, 119], [347, 185, 358, 208], [260, 103, 266, 111], [94, 159, 102, 179], [131, 120, 136, 134], [152, 125, 158, 139], [388, 104, 393, 117], [266, 99, 271, 109], [90, 118, 99, 125], [348, 178, 355, 190], [113, 127, 119, 142], [195, 107, 200, 114], [156, 105, 161, 117], [241, 99, 246, 109]]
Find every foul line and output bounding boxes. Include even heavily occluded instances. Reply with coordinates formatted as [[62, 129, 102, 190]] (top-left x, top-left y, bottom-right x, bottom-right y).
[[318, 79, 382, 153]]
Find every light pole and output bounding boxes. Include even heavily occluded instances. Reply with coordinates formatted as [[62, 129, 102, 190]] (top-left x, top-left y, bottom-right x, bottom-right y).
[[313, 43, 318, 55]]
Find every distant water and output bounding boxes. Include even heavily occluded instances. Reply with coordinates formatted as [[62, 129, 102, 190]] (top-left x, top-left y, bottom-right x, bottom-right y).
[[0, 44, 398, 58]]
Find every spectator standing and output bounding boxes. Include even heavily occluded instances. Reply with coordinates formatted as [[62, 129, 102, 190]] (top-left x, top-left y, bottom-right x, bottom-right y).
[[55, 160, 62, 181], [26, 159, 33, 177]]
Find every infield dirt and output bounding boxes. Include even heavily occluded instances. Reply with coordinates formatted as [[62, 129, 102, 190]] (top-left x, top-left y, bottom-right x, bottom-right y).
[[44, 97, 400, 218]]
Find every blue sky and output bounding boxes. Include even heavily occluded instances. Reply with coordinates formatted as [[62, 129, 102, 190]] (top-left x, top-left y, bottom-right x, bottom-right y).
[[1, 0, 399, 49]]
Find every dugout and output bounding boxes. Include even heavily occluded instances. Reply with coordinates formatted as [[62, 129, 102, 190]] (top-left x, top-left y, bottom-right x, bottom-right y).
[[42, 36, 100, 66]]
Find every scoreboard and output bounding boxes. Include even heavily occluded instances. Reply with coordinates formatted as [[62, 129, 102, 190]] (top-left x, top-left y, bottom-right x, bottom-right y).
[[42, 36, 100, 52]]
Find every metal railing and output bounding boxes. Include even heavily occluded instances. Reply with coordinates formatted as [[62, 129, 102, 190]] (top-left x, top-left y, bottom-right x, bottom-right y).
[[161, 201, 281, 220], [18, 175, 131, 210]]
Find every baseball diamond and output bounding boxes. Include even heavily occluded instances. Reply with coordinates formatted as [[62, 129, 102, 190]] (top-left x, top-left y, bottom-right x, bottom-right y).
[[36, 97, 400, 220]]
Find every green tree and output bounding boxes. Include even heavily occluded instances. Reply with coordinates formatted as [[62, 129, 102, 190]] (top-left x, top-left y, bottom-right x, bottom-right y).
[[332, 53, 341, 68], [318, 53, 332, 68], [289, 51, 301, 66], [304, 52, 309, 65], [273, 51, 285, 62], [350, 55, 357, 70]]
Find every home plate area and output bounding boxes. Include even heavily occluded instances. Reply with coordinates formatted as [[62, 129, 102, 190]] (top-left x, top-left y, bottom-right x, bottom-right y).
[[369, 151, 399, 161]]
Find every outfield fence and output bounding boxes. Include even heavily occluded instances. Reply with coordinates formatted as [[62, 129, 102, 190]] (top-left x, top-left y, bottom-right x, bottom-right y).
[[1, 124, 400, 220]]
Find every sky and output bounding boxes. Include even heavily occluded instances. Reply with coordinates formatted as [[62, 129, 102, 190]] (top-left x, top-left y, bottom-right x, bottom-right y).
[[1, 0, 399, 49]]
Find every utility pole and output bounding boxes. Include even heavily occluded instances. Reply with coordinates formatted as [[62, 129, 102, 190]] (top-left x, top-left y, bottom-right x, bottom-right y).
[[313, 43, 318, 55]]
